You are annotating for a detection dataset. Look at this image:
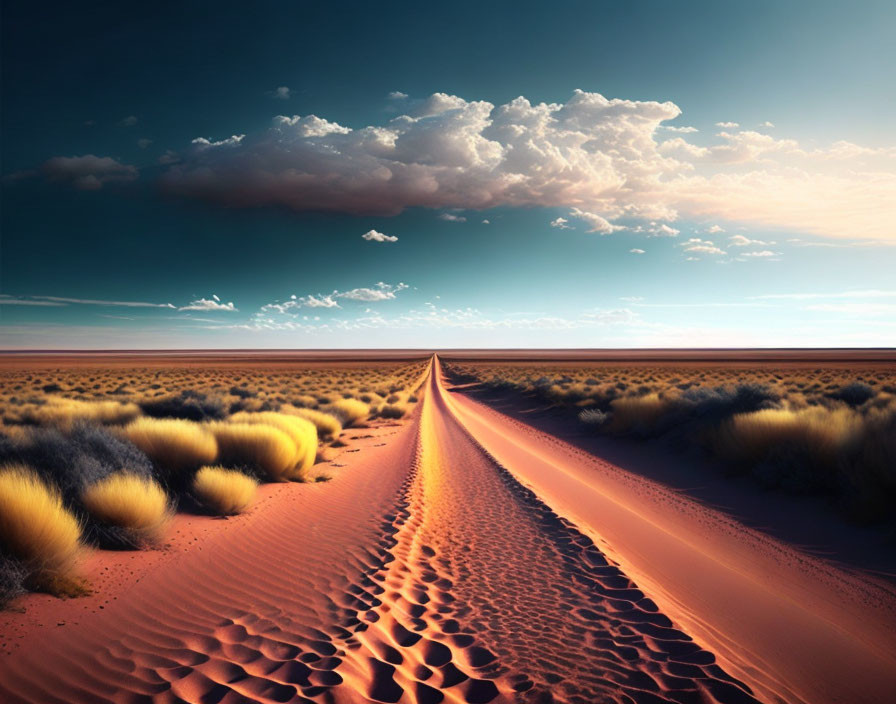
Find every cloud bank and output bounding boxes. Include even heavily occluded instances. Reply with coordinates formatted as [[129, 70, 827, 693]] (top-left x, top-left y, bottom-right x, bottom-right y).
[[42, 155, 138, 190], [156, 90, 896, 242]]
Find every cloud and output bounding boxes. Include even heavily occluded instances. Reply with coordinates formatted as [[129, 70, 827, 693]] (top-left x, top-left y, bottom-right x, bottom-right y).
[[804, 303, 896, 316], [362, 229, 398, 242], [388, 91, 408, 100], [715, 121, 739, 128], [751, 289, 896, 301], [661, 125, 698, 133], [631, 222, 680, 237], [649, 223, 679, 237], [550, 217, 571, 229], [707, 224, 725, 233], [137, 138, 152, 149], [120, 115, 138, 127], [158, 150, 180, 165], [160, 90, 682, 220], [191, 135, 245, 150], [18, 295, 175, 308], [738, 250, 778, 258], [568, 207, 624, 234], [680, 238, 725, 255], [482, 219, 490, 224], [178, 297, 238, 312], [438, 213, 467, 222], [0, 295, 66, 306], [729, 234, 772, 246], [629, 248, 645, 254], [759, 121, 775, 128], [271, 86, 291, 99], [41, 155, 138, 190], [339, 282, 409, 301], [259, 282, 409, 314], [155, 89, 896, 242]]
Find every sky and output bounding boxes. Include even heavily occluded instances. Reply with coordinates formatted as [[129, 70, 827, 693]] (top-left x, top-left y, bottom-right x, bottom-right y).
[[1, 0, 894, 349]]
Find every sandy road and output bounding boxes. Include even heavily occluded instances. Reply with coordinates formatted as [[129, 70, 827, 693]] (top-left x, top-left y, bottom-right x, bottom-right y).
[[1, 355, 894, 704]]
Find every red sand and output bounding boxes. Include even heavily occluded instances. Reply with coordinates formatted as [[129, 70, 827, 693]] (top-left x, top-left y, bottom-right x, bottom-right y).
[[1, 355, 894, 703]]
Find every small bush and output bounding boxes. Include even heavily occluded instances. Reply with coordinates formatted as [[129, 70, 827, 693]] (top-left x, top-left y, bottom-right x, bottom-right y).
[[229, 411, 317, 476], [81, 473, 170, 546], [140, 390, 228, 421], [283, 406, 342, 441], [124, 418, 218, 482], [0, 465, 82, 589], [719, 407, 861, 468], [578, 408, 609, 428], [609, 394, 667, 435], [827, 382, 876, 407], [192, 466, 257, 515], [379, 403, 407, 419], [0, 424, 155, 503], [209, 422, 297, 481], [17, 398, 140, 430], [324, 398, 369, 427]]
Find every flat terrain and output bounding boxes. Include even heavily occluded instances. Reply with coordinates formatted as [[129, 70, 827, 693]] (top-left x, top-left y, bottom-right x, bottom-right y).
[[1, 354, 895, 703]]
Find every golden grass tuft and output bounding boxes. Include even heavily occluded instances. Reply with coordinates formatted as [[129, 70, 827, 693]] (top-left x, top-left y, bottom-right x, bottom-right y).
[[609, 393, 668, 433], [193, 466, 257, 515], [81, 473, 170, 544], [282, 405, 343, 441], [19, 398, 141, 430], [0, 465, 82, 586], [324, 398, 370, 427], [209, 422, 298, 481], [718, 406, 862, 467], [124, 417, 218, 473], [228, 411, 318, 476]]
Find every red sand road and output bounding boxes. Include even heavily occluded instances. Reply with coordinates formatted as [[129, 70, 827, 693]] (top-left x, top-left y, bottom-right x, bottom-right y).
[[1, 355, 894, 703]]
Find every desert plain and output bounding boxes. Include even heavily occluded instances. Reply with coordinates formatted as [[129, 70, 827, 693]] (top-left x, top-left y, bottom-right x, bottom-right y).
[[0, 350, 894, 704]]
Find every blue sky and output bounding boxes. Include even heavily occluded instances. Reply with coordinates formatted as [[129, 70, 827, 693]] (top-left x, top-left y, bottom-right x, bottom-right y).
[[2, 0, 894, 348]]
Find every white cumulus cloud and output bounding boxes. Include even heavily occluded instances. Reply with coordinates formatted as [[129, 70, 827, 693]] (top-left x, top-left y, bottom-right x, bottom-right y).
[[550, 217, 571, 229], [568, 207, 624, 234], [179, 297, 238, 312], [155, 90, 896, 242], [681, 238, 726, 255], [362, 229, 398, 242]]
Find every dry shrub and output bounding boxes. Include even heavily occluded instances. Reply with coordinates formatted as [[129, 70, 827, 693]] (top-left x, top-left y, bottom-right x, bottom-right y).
[[609, 393, 667, 435], [379, 403, 407, 419], [124, 417, 218, 477], [193, 466, 257, 515], [228, 411, 317, 476], [718, 407, 861, 468], [291, 394, 319, 408], [18, 398, 140, 430], [139, 390, 227, 421], [0, 465, 82, 589], [210, 422, 298, 481], [282, 405, 342, 441], [81, 473, 170, 545], [324, 398, 369, 427]]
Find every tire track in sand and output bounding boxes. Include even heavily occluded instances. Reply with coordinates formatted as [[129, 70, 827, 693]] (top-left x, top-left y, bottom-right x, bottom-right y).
[[329, 359, 760, 703]]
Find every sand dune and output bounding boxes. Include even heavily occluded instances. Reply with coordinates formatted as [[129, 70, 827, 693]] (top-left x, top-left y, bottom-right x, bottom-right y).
[[2, 355, 894, 703]]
